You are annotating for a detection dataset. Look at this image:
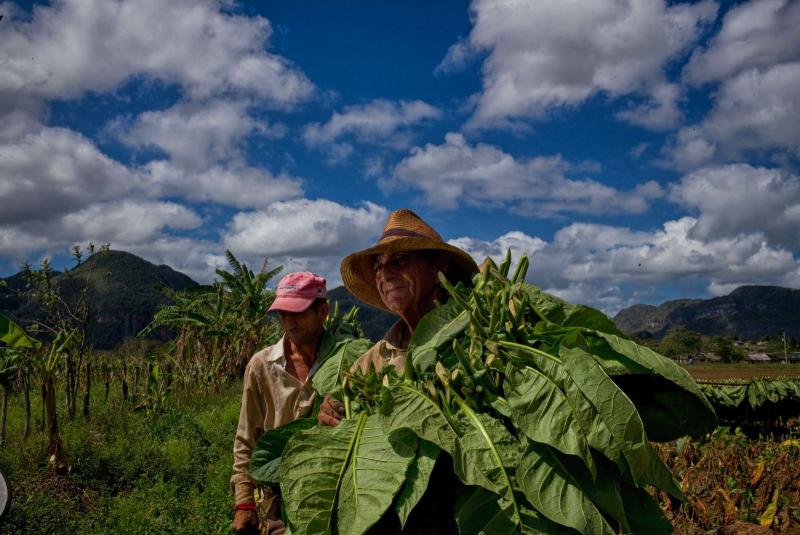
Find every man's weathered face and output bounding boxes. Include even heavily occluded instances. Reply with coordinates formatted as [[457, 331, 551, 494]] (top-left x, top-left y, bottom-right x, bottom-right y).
[[373, 251, 439, 316], [279, 303, 328, 346]]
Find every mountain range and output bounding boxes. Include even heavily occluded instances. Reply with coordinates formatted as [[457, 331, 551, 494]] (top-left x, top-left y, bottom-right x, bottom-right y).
[[613, 285, 800, 341], [4, 250, 798, 348]]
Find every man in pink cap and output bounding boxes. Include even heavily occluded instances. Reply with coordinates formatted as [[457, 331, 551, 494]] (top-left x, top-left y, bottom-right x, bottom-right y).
[[231, 271, 329, 535]]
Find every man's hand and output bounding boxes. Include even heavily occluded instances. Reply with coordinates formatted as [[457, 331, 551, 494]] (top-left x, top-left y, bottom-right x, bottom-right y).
[[232, 509, 258, 534], [318, 395, 345, 426], [267, 518, 286, 535]]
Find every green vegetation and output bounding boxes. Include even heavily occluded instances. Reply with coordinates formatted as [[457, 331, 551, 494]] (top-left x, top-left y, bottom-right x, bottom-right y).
[[0, 382, 241, 534], [254, 253, 716, 534], [657, 325, 702, 360], [140, 250, 283, 384]]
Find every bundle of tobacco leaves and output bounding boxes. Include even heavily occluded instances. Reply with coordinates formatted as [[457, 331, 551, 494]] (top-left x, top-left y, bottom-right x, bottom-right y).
[[251, 253, 717, 534]]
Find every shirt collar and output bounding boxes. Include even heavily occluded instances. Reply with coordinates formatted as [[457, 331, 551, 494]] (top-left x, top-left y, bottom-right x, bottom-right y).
[[266, 334, 322, 380], [383, 320, 409, 350]]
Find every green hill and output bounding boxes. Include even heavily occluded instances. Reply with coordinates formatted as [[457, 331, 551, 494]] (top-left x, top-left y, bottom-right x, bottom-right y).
[[2, 250, 197, 349]]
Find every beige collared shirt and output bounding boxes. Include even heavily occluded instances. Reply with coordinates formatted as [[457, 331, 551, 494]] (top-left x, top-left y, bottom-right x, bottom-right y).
[[230, 336, 319, 504], [351, 320, 408, 374]]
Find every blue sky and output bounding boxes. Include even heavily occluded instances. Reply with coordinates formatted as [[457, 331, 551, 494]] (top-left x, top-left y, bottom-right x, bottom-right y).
[[1, 0, 799, 314]]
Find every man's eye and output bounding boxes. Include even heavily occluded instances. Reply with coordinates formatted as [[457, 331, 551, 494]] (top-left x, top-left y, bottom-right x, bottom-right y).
[[392, 254, 410, 267]]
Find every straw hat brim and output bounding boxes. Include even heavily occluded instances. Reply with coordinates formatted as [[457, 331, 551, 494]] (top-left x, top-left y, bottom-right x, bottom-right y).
[[340, 236, 479, 312]]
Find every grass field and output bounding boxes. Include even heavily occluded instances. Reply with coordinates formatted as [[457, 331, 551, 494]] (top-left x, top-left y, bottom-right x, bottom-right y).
[[0, 383, 242, 535]]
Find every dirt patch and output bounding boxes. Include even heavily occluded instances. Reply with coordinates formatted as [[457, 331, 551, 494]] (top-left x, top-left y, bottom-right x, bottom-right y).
[[14, 472, 97, 512]]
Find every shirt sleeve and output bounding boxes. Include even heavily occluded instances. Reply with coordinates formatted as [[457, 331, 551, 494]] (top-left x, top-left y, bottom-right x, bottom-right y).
[[230, 357, 268, 504]]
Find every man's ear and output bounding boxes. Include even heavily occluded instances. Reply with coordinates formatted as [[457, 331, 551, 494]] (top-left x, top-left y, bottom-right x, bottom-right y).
[[318, 301, 330, 322], [434, 253, 450, 277]]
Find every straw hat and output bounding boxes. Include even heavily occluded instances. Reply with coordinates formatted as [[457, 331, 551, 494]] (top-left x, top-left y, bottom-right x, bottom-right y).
[[340, 208, 478, 312]]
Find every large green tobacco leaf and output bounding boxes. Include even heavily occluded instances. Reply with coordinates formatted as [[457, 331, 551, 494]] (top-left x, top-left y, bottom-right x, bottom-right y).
[[586, 332, 716, 440], [455, 487, 569, 535], [504, 364, 597, 479], [394, 439, 439, 527], [517, 441, 615, 535], [520, 285, 621, 335], [407, 300, 469, 373], [313, 338, 373, 396], [249, 418, 317, 485], [382, 385, 527, 529], [280, 413, 416, 535], [501, 342, 645, 486], [699, 383, 747, 408], [546, 448, 672, 535], [559, 347, 683, 500], [0, 313, 40, 349], [699, 379, 800, 411], [337, 419, 417, 535]]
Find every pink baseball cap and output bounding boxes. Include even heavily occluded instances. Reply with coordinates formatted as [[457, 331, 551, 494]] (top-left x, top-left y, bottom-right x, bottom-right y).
[[268, 271, 327, 313]]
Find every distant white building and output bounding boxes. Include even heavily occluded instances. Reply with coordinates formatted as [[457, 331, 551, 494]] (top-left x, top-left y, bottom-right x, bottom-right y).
[[746, 352, 771, 362]]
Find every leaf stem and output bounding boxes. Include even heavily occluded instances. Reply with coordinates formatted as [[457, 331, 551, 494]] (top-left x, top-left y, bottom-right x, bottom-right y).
[[496, 340, 561, 364], [448, 386, 521, 524]]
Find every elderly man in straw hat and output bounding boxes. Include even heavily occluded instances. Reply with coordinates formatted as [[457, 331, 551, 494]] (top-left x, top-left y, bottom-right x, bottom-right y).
[[318, 208, 478, 426]]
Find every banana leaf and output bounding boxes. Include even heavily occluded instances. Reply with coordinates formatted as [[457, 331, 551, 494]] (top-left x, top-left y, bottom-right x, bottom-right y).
[[0, 313, 40, 349]]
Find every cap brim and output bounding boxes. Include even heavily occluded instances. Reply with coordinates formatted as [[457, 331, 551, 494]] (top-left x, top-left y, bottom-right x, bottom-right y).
[[268, 296, 314, 313]]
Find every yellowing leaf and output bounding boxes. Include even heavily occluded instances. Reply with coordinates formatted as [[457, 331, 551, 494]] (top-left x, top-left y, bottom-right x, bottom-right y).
[[717, 488, 736, 524], [759, 487, 781, 528], [750, 461, 765, 486], [781, 438, 800, 451]]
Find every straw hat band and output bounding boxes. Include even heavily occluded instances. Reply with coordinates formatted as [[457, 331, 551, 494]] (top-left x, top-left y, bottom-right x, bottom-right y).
[[379, 228, 437, 241]]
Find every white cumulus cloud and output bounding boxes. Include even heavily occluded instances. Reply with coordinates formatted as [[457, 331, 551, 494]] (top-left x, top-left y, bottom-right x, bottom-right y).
[[683, 0, 800, 84], [447, 0, 717, 129], [303, 99, 441, 163], [224, 200, 387, 259], [0, 122, 147, 224], [0, 0, 313, 105], [390, 133, 663, 214], [451, 217, 800, 314], [113, 99, 284, 169], [669, 164, 800, 248]]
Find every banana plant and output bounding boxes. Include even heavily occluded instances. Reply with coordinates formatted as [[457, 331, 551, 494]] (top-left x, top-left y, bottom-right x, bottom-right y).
[[0, 314, 41, 447]]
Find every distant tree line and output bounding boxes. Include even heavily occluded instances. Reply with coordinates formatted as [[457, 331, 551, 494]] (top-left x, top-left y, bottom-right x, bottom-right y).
[[635, 325, 799, 363]]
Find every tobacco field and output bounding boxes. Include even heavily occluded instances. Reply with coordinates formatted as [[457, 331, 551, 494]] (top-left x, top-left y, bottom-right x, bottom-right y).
[[2, 252, 800, 533]]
